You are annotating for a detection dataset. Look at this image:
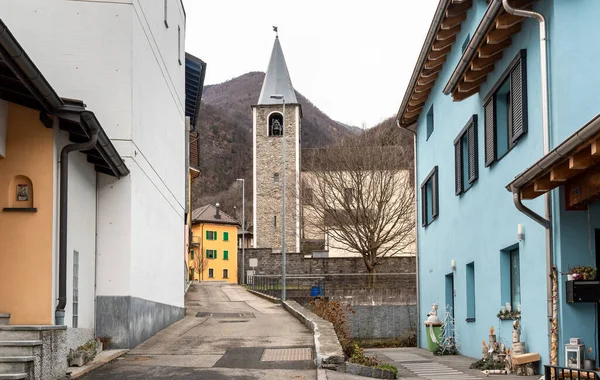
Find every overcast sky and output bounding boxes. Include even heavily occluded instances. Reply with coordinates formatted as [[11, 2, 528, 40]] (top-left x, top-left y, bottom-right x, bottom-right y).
[[183, 0, 438, 128]]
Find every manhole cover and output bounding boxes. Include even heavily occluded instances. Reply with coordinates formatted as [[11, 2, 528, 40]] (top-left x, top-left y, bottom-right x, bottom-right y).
[[261, 348, 313, 362], [219, 320, 249, 323], [196, 312, 255, 318]]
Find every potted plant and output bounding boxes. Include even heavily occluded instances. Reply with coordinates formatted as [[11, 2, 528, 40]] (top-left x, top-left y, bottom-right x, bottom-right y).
[[584, 347, 596, 370], [569, 266, 597, 281]]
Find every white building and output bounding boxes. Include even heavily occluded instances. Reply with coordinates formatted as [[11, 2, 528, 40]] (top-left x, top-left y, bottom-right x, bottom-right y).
[[1, 0, 188, 349]]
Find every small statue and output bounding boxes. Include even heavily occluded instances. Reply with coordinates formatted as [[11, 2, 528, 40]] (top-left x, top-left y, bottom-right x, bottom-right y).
[[512, 320, 521, 343], [426, 303, 440, 323]]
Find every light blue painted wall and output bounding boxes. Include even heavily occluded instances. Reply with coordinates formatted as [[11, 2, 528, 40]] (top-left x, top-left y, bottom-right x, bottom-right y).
[[414, 0, 600, 366]]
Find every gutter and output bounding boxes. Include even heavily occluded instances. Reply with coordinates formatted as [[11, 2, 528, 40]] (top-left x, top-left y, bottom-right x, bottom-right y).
[[397, 0, 452, 126], [0, 19, 63, 112], [56, 110, 100, 324], [396, 118, 420, 348], [443, 0, 504, 95]]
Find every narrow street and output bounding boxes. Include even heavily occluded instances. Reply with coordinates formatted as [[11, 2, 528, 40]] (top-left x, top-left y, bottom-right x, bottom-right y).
[[85, 282, 316, 380]]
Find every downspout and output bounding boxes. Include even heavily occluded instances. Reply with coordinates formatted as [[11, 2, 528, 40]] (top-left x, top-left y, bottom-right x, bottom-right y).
[[56, 112, 99, 325], [502, 0, 558, 365], [396, 119, 420, 347]]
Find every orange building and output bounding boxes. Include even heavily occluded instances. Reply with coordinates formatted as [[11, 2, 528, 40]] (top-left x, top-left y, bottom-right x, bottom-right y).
[[190, 204, 239, 283]]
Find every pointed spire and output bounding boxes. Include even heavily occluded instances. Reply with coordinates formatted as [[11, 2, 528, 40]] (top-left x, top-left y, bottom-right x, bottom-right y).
[[257, 35, 298, 105]]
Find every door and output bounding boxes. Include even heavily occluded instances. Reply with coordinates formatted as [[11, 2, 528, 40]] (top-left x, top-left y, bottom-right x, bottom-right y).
[[445, 273, 455, 320]]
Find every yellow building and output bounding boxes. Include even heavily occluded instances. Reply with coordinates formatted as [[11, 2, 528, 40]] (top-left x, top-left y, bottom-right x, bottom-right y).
[[190, 204, 239, 283]]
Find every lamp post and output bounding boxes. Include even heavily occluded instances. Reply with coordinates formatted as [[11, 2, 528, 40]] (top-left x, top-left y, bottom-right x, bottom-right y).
[[270, 93, 286, 301], [236, 178, 245, 285]]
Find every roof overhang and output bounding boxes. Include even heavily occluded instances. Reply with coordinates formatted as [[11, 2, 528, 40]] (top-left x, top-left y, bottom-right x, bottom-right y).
[[396, 0, 474, 128], [185, 53, 206, 130], [0, 18, 128, 178], [443, 0, 538, 101], [506, 113, 600, 209]]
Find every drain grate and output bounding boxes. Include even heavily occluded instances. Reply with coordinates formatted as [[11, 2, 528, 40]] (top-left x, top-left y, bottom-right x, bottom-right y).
[[219, 320, 249, 323], [261, 348, 313, 362], [196, 312, 255, 318]]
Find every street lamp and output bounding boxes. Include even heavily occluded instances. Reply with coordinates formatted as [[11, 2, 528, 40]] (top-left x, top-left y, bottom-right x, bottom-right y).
[[270, 93, 286, 301], [236, 178, 245, 285]]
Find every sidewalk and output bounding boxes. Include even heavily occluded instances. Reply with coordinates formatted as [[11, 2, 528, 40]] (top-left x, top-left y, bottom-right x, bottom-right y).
[[363, 347, 540, 379]]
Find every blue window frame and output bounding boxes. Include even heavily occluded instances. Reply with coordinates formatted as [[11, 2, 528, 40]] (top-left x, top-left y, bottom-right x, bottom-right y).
[[420, 166, 439, 227], [454, 116, 478, 195], [426, 105, 434, 140], [501, 245, 521, 313], [466, 262, 475, 322]]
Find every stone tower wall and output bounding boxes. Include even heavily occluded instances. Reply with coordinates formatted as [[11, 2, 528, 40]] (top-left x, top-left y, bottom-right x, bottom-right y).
[[253, 104, 300, 252]]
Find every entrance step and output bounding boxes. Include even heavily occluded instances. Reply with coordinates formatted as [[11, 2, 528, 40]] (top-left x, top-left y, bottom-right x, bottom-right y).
[[0, 325, 64, 340], [0, 341, 42, 356], [0, 315, 9, 326], [0, 357, 33, 377]]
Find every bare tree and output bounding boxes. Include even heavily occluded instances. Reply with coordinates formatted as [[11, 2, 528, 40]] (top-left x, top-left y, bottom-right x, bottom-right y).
[[193, 250, 209, 281], [301, 133, 415, 278]]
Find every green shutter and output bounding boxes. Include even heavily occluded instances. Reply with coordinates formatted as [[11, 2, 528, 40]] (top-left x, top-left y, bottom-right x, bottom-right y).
[[191, 250, 194, 260], [224, 251, 229, 260], [214, 250, 217, 259], [224, 232, 229, 241], [206, 230, 210, 240]]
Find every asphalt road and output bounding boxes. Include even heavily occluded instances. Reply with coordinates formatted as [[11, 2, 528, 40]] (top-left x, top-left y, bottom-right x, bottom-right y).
[[84, 282, 316, 380]]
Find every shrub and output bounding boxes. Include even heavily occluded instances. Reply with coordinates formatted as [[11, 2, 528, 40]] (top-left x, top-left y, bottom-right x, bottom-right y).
[[377, 363, 399, 377], [470, 357, 506, 370], [309, 298, 354, 351], [349, 344, 379, 367]]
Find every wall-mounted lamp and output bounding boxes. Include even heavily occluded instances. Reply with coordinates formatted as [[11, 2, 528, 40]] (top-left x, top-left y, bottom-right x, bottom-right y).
[[518, 224, 524, 242], [451, 259, 456, 272]]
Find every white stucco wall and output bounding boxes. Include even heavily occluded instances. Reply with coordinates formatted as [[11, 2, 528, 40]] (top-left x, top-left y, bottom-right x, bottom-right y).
[[2, 0, 186, 309]]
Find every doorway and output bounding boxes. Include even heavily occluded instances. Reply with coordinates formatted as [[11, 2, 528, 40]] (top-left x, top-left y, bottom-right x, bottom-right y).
[[445, 273, 455, 321]]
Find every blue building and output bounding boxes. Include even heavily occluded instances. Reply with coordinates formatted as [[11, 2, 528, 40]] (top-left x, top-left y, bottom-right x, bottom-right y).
[[396, 0, 600, 369]]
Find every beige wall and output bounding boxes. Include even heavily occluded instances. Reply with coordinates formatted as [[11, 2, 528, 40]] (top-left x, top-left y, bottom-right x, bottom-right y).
[[0, 103, 54, 324]]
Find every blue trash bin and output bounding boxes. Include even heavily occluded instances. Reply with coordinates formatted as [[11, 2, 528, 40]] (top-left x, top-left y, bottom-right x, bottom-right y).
[[310, 286, 322, 297]]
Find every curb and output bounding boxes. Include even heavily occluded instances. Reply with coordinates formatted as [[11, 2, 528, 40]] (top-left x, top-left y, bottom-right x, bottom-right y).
[[67, 349, 128, 379], [343, 362, 396, 379], [247, 289, 280, 304], [282, 300, 345, 369]]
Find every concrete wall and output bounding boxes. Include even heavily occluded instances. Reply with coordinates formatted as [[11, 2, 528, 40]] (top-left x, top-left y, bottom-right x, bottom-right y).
[[348, 305, 417, 340], [0, 103, 54, 325], [413, 0, 600, 365], [253, 104, 301, 253]]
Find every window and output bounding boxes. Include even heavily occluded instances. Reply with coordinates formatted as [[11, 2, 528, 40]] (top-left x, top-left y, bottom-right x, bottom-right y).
[[343, 188, 354, 204], [466, 262, 475, 322], [177, 26, 182, 65], [274, 215, 277, 227], [273, 173, 279, 182], [190, 250, 194, 260], [454, 116, 478, 195], [445, 273, 454, 321], [206, 249, 217, 259], [304, 187, 314, 206], [484, 50, 527, 167], [208, 268, 214, 278], [501, 246, 521, 313], [163, 0, 168, 28], [461, 33, 470, 53], [426, 105, 434, 140], [206, 231, 216, 240], [223, 232, 229, 241], [224, 251, 229, 260], [268, 112, 284, 136], [73, 250, 79, 328], [420, 166, 439, 227], [223, 269, 229, 279]]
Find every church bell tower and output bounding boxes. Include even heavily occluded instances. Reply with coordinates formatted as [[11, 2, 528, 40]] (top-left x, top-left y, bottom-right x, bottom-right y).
[[252, 34, 301, 253]]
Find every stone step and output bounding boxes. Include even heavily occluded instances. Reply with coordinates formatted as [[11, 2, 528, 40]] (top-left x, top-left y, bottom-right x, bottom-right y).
[[0, 374, 28, 380], [0, 315, 9, 326], [0, 341, 42, 356], [0, 325, 64, 340], [0, 357, 33, 375]]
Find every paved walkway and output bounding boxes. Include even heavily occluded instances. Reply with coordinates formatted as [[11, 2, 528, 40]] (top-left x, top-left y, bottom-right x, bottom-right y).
[[85, 282, 316, 380], [363, 347, 540, 380]]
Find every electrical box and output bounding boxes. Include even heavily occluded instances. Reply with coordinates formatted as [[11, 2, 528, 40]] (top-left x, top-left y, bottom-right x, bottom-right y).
[[566, 280, 600, 303]]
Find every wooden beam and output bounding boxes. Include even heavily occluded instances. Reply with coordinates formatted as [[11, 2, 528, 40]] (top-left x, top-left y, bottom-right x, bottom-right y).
[[406, 104, 423, 114], [565, 165, 600, 209], [452, 86, 479, 101], [471, 52, 503, 71], [457, 77, 486, 93], [424, 56, 446, 70], [422, 66, 442, 77], [463, 65, 494, 82], [440, 12, 467, 30], [428, 45, 452, 60], [446, 0, 471, 18], [408, 98, 425, 107], [533, 176, 556, 193], [437, 25, 461, 41], [550, 160, 581, 182], [496, 12, 525, 30], [432, 35, 456, 51], [404, 108, 422, 120], [521, 184, 540, 200], [487, 24, 521, 44], [415, 80, 436, 93], [417, 73, 438, 86], [591, 140, 600, 156], [478, 39, 512, 58], [569, 146, 597, 170], [411, 90, 431, 101]]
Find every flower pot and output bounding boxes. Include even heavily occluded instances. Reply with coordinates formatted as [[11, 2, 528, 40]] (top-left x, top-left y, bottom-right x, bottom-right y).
[[69, 354, 86, 367]]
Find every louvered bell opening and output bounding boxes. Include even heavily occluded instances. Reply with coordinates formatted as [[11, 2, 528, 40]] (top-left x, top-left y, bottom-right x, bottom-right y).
[[484, 99, 496, 167], [510, 58, 527, 143], [468, 116, 478, 183]]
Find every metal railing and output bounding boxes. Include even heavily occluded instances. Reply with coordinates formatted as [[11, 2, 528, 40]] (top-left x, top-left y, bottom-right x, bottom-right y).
[[545, 365, 600, 379], [248, 275, 325, 299]]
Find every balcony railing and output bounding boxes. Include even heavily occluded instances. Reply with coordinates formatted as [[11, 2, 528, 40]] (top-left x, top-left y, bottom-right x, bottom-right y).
[[545, 365, 600, 379]]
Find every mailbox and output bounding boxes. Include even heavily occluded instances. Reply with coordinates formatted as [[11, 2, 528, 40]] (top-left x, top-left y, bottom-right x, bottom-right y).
[[566, 280, 600, 303]]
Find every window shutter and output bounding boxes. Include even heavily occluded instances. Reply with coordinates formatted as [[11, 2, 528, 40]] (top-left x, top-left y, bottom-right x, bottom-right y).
[[206, 250, 209, 258], [224, 232, 228, 241], [206, 230, 209, 240], [484, 99, 496, 167], [468, 116, 479, 183], [510, 57, 527, 143], [214, 250, 217, 259], [420, 183, 427, 227], [224, 251, 228, 260], [454, 142, 462, 195], [432, 167, 439, 219]]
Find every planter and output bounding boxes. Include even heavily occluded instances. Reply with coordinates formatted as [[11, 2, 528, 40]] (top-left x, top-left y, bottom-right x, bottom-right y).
[[344, 362, 396, 379], [69, 354, 86, 367], [583, 359, 596, 370]]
